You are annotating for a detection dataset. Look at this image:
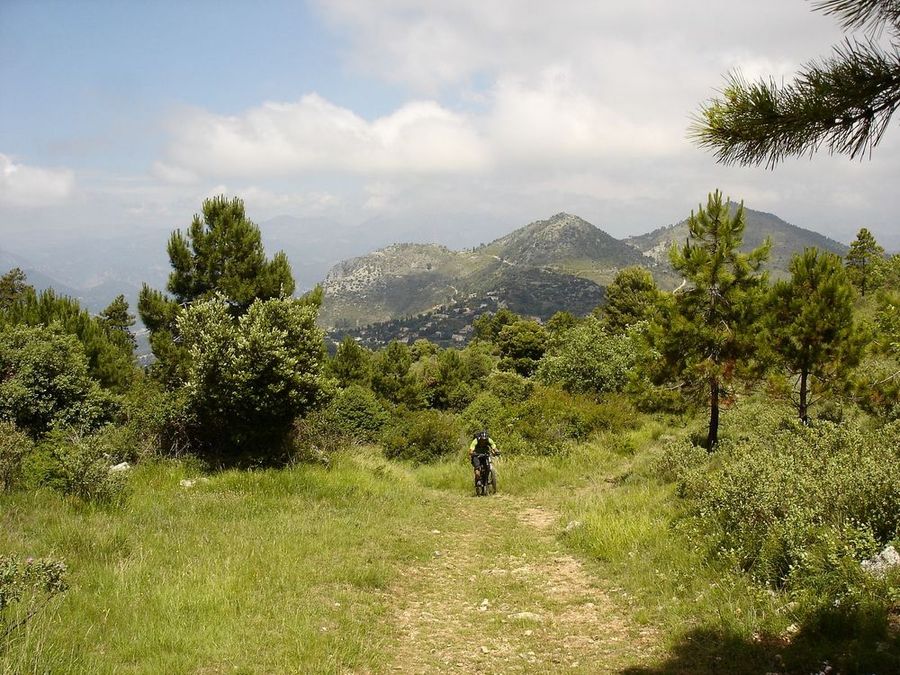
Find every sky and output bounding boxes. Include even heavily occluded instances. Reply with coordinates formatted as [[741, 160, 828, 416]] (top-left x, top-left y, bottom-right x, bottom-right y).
[[1, 0, 898, 250]]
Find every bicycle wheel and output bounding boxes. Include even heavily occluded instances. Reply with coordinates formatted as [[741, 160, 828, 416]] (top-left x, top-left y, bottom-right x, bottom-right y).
[[488, 468, 497, 495]]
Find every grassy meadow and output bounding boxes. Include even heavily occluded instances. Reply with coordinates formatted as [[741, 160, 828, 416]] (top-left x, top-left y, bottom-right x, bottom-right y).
[[3, 408, 897, 673]]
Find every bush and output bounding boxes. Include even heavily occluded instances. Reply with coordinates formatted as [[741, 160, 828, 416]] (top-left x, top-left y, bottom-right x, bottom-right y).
[[461, 392, 510, 436], [0, 555, 68, 640], [118, 376, 193, 457], [536, 317, 642, 395], [40, 430, 129, 504], [486, 370, 533, 403], [685, 419, 900, 594], [509, 386, 625, 454], [328, 385, 389, 443], [651, 438, 710, 484], [0, 323, 118, 437], [371, 341, 424, 409], [287, 410, 346, 465], [382, 409, 462, 462], [0, 421, 32, 491], [177, 296, 329, 458], [627, 380, 690, 414], [496, 320, 547, 377]]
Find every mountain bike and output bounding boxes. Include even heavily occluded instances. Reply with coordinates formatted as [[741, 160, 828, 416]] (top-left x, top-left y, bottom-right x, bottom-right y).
[[473, 453, 498, 496]]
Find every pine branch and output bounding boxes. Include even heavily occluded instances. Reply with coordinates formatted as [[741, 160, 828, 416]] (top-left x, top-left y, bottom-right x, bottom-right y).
[[812, 0, 900, 36], [692, 38, 900, 167]]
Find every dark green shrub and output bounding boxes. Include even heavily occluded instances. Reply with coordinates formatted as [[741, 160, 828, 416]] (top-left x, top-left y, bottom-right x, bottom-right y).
[[328, 336, 372, 387], [589, 395, 639, 432], [119, 376, 193, 457], [288, 410, 345, 465], [651, 438, 709, 484], [0, 324, 118, 437], [417, 345, 492, 411], [461, 392, 510, 436], [496, 320, 547, 377], [0, 421, 32, 491], [627, 380, 690, 414], [328, 385, 389, 442], [486, 371, 533, 403], [445, 382, 477, 411], [536, 317, 642, 395], [382, 409, 462, 462], [509, 386, 620, 454], [371, 341, 424, 409], [177, 296, 329, 457]]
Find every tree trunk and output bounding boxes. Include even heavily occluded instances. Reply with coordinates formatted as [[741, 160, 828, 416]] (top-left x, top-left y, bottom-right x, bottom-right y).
[[799, 368, 809, 425], [707, 377, 719, 450]]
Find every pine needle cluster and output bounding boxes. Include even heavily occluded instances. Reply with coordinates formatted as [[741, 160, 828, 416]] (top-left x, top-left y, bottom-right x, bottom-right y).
[[692, 0, 900, 167]]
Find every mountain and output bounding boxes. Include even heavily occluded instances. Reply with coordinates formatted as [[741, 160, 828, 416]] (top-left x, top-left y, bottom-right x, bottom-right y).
[[625, 205, 849, 279], [319, 243, 479, 327], [0, 248, 94, 307], [320, 213, 631, 328], [487, 213, 648, 270], [320, 206, 854, 335]]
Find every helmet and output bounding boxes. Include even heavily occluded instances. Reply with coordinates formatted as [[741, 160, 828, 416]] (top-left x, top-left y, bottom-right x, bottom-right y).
[[476, 430, 489, 440]]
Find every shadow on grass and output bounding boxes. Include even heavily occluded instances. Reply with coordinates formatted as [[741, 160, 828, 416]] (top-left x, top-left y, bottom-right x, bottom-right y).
[[621, 612, 900, 675]]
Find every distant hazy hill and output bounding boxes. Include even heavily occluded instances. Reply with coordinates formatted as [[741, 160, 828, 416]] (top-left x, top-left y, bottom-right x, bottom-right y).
[[320, 213, 630, 328], [0, 248, 102, 309], [625, 205, 848, 279]]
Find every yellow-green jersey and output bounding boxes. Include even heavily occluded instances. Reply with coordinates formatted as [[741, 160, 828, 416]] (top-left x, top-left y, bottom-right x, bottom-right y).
[[469, 435, 498, 457]]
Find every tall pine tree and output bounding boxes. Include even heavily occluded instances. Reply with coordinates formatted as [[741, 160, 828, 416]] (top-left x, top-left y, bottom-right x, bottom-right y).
[[600, 266, 665, 333], [845, 227, 885, 296], [99, 294, 137, 351], [138, 196, 296, 385], [656, 191, 770, 448], [329, 336, 373, 388], [770, 248, 863, 422]]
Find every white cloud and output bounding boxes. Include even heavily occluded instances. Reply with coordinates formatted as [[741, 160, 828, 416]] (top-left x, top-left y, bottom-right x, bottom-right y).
[[12, 1, 897, 251], [487, 67, 683, 162], [313, 0, 844, 92], [0, 154, 74, 208], [199, 184, 339, 216], [160, 95, 488, 179], [159, 67, 684, 185]]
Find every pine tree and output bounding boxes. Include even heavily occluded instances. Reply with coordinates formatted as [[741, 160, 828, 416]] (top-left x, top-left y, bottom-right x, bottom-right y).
[[845, 227, 886, 295], [656, 191, 770, 448], [370, 341, 423, 408], [692, 1, 900, 167], [770, 248, 864, 422], [329, 336, 372, 388], [1, 288, 135, 390], [600, 266, 665, 333], [165, 195, 295, 311], [0, 268, 32, 310], [138, 195, 297, 384], [99, 294, 136, 350]]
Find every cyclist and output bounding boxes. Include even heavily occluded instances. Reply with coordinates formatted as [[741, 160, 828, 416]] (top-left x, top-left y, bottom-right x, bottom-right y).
[[469, 430, 499, 488]]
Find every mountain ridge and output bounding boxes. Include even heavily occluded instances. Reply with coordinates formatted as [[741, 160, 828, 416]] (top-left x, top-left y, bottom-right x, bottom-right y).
[[320, 213, 630, 328], [625, 204, 849, 273], [320, 206, 857, 332]]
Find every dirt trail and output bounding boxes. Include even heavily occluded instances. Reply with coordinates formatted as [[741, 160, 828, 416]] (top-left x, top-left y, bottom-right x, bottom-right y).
[[387, 492, 660, 673]]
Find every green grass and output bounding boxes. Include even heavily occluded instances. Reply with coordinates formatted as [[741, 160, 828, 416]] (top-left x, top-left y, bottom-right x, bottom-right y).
[[3, 414, 897, 673], [1, 449, 448, 674]]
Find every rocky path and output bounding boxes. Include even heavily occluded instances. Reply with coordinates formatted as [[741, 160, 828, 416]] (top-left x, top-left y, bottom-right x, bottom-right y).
[[387, 492, 660, 673]]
